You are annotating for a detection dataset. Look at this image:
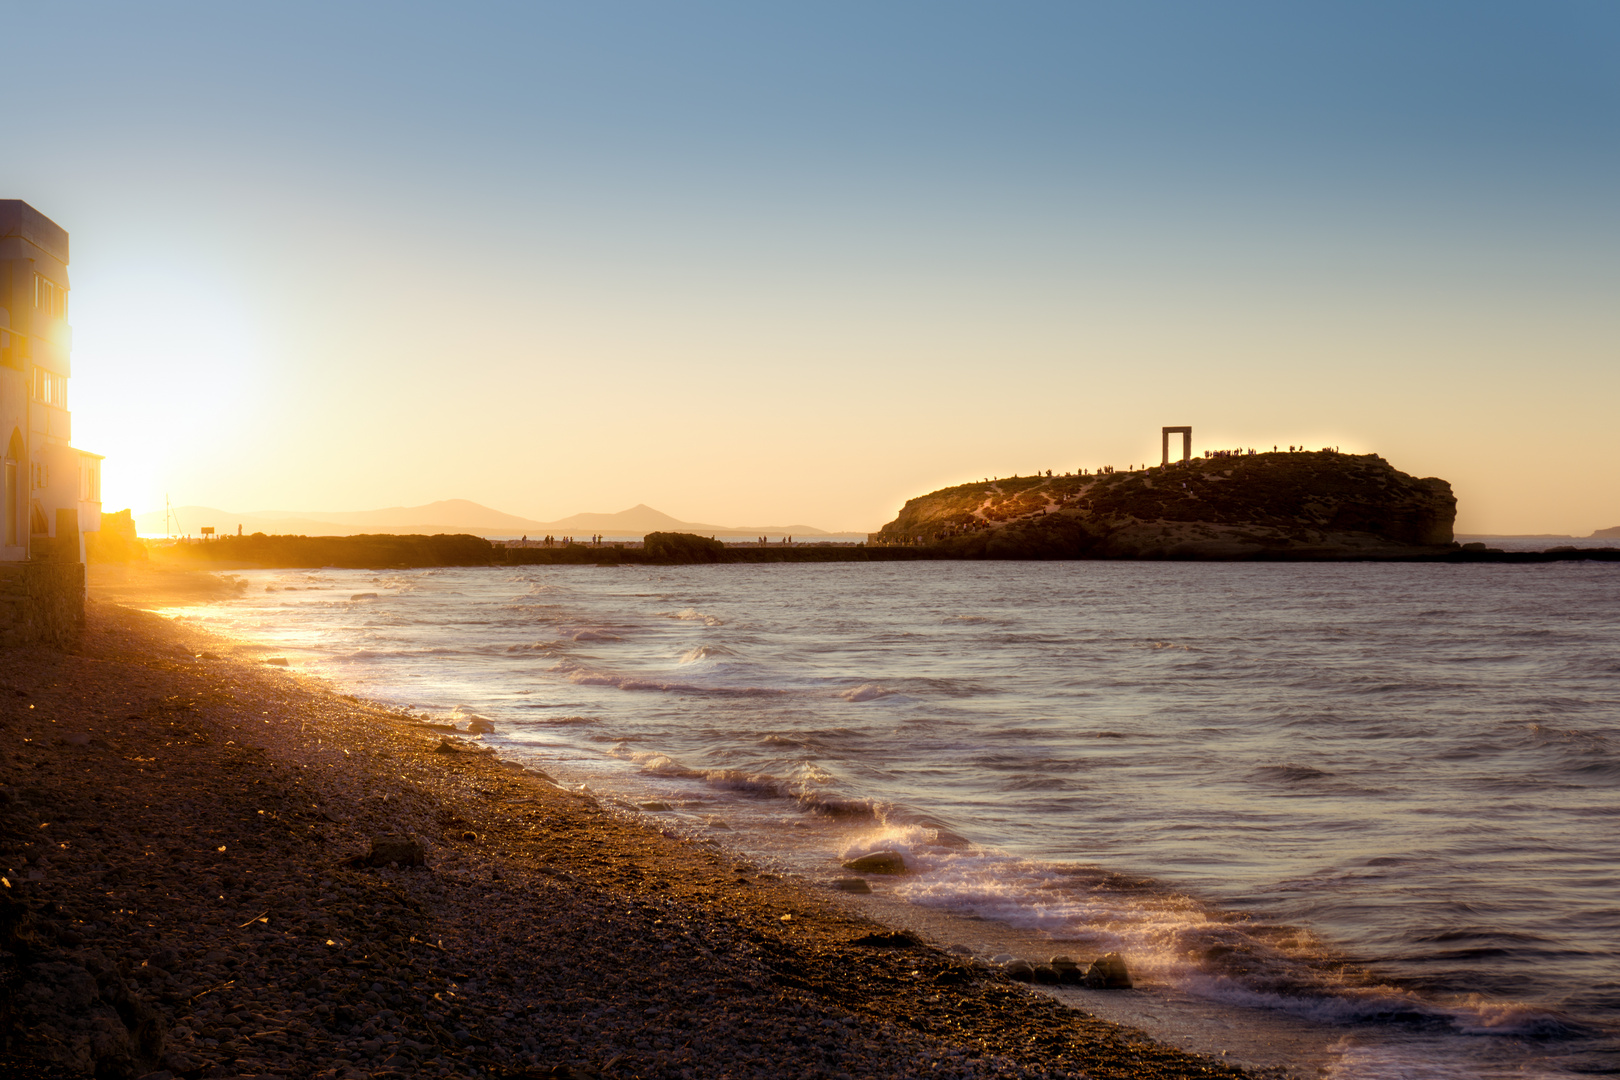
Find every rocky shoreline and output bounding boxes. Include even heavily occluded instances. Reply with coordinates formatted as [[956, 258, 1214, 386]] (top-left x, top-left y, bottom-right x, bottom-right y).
[[0, 596, 1269, 1080]]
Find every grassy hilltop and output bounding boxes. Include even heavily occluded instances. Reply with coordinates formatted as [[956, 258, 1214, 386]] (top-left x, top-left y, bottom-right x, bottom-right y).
[[872, 450, 1458, 559]]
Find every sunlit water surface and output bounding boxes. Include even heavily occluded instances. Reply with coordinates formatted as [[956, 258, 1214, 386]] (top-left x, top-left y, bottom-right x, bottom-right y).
[[168, 562, 1620, 1077]]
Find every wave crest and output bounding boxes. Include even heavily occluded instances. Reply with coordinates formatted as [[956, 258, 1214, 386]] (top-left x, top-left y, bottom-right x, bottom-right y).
[[839, 683, 894, 702]]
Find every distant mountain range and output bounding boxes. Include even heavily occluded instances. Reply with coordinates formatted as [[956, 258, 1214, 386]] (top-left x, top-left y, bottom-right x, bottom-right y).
[[135, 500, 837, 539]]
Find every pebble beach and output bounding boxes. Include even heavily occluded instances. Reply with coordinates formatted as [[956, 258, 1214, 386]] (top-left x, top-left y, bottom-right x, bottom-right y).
[[0, 583, 1267, 1080]]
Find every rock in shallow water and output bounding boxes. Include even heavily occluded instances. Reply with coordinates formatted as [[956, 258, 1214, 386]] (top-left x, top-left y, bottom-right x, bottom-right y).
[[841, 850, 906, 874], [831, 877, 872, 894], [434, 736, 494, 755], [1082, 951, 1133, 989]]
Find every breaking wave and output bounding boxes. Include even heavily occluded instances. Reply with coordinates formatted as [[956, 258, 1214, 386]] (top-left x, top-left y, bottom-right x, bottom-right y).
[[839, 683, 895, 702], [551, 659, 786, 697], [678, 644, 736, 664], [666, 607, 724, 627]]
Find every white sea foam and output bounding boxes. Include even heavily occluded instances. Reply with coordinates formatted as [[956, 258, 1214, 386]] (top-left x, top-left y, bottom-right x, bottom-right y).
[[678, 644, 734, 664], [550, 659, 784, 696], [567, 628, 624, 642], [839, 683, 894, 702], [836, 826, 1573, 1044], [668, 607, 724, 626]]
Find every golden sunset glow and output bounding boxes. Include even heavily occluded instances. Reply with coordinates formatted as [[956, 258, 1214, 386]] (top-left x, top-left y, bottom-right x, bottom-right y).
[[14, 4, 1620, 537]]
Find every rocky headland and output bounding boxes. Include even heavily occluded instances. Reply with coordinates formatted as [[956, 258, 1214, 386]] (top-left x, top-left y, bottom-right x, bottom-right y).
[[872, 451, 1458, 560]]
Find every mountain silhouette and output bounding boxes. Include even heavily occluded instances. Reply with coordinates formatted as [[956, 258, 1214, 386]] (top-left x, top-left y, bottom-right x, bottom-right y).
[[135, 500, 833, 539]]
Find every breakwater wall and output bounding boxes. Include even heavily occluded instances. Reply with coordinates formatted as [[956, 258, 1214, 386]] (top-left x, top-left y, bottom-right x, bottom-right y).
[[142, 531, 1620, 570], [146, 532, 932, 569]]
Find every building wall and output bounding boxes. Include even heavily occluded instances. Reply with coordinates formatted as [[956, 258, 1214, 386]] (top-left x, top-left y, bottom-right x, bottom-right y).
[[0, 200, 98, 571], [0, 556, 86, 647]]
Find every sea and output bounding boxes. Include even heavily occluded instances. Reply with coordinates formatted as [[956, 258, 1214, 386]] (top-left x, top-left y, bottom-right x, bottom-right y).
[[163, 560, 1620, 1078]]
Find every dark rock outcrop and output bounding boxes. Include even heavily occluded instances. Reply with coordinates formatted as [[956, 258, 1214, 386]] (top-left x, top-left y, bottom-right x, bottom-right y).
[[871, 451, 1456, 560], [841, 851, 907, 874], [642, 532, 726, 564], [1083, 952, 1134, 989]]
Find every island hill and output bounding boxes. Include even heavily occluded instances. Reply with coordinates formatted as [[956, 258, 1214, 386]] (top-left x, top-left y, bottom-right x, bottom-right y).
[[871, 449, 1458, 560], [100, 451, 1619, 569]]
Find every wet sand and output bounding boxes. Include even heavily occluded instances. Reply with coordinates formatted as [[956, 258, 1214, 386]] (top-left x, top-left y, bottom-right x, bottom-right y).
[[0, 576, 1275, 1079]]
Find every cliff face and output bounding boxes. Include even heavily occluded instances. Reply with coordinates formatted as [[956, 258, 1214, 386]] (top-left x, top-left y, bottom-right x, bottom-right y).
[[872, 451, 1456, 559]]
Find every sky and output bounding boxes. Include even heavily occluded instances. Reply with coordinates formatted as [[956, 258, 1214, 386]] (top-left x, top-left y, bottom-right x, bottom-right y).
[[4, 1, 1617, 534]]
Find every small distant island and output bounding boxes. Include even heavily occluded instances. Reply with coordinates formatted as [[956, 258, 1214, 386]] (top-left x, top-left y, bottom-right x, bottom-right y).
[[871, 449, 1457, 559]]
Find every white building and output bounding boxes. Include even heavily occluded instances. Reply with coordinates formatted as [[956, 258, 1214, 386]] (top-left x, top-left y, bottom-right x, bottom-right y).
[[0, 200, 101, 564]]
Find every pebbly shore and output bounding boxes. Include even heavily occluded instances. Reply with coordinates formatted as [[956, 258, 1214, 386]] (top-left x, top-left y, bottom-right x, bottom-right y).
[[0, 590, 1268, 1080]]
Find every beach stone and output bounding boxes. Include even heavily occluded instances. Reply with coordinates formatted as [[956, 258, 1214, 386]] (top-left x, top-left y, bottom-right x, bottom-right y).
[[1032, 964, 1059, 984], [1051, 956, 1083, 984], [831, 878, 871, 894], [1082, 951, 1133, 989], [434, 737, 493, 755], [1004, 959, 1035, 982], [637, 801, 672, 812], [462, 716, 495, 735], [841, 850, 906, 874], [362, 836, 425, 868], [265, 657, 290, 666]]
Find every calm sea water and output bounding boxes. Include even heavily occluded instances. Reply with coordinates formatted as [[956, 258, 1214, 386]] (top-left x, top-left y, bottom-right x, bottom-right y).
[[169, 562, 1620, 1077]]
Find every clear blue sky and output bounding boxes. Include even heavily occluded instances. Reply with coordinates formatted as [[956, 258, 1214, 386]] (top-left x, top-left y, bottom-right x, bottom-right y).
[[6, 2, 1617, 531]]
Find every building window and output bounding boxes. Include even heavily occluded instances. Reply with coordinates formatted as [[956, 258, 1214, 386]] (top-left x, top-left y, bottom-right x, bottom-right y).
[[80, 459, 100, 502], [33, 274, 67, 320], [30, 368, 67, 408], [31, 461, 47, 491]]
